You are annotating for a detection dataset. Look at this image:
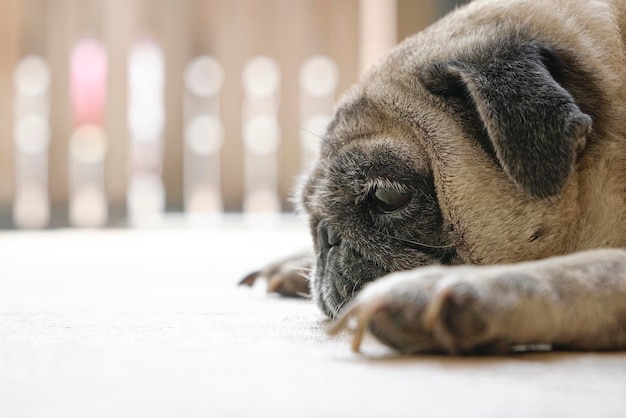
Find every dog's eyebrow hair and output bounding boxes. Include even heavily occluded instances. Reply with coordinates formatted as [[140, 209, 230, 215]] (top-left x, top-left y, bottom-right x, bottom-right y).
[[350, 178, 408, 204], [363, 178, 410, 193]]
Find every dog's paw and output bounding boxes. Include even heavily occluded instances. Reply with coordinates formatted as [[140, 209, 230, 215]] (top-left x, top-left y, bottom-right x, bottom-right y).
[[329, 266, 508, 354], [423, 280, 496, 354], [239, 253, 312, 298]]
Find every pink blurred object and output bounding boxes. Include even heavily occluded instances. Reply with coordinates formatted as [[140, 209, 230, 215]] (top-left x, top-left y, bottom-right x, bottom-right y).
[[70, 39, 108, 126]]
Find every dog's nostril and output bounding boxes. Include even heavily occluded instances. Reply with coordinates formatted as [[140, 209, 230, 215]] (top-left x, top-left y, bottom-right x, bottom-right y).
[[318, 221, 341, 250]]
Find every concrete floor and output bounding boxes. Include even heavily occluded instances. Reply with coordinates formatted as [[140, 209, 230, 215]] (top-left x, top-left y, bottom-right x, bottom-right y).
[[1, 220, 625, 417]]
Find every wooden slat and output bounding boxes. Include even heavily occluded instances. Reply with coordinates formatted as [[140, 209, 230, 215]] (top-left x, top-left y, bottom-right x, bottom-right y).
[[100, 0, 139, 216], [0, 0, 20, 224], [158, 1, 191, 213], [45, 0, 72, 225], [397, 0, 437, 42]]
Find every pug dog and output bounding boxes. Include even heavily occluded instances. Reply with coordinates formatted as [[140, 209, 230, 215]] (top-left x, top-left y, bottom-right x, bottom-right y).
[[241, 0, 626, 354]]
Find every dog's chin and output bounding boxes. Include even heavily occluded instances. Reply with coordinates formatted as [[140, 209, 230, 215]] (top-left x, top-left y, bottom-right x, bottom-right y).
[[311, 252, 389, 318], [312, 270, 368, 319]]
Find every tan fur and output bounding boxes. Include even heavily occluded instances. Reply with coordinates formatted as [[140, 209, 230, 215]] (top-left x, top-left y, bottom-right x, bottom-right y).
[[353, 0, 626, 264]]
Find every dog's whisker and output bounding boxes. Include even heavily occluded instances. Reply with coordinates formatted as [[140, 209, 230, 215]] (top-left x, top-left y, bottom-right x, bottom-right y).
[[372, 229, 454, 250], [351, 279, 362, 300], [300, 127, 331, 147], [334, 296, 350, 315]]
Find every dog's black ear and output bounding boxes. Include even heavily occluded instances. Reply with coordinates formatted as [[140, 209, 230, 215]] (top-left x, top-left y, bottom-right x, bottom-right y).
[[419, 43, 592, 199]]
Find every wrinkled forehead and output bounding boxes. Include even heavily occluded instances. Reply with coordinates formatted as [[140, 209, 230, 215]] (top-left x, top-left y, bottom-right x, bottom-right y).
[[321, 93, 386, 153], [319, 91, 432, 173]]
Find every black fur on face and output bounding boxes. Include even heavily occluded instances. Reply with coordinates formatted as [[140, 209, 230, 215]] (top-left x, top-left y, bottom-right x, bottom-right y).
[[300, 130, 458, 318]]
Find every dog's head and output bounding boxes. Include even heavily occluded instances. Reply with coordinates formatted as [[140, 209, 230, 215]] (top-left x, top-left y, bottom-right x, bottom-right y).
[[298, 6, 608, 318]]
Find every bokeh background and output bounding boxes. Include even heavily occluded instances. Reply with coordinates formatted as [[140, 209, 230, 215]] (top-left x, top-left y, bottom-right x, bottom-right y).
[[0, 0, 469, 229]]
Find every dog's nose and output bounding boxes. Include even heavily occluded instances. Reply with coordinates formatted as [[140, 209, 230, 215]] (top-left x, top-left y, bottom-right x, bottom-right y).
[[318, 221, 341, 251]]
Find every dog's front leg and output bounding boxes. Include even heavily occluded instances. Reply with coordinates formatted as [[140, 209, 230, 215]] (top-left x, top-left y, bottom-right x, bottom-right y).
[[239, 252, 312, 298], [330, 249, 626, 354]]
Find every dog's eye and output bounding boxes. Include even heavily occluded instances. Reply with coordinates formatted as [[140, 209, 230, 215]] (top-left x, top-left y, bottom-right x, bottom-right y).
[[371, 187, 412, 213]]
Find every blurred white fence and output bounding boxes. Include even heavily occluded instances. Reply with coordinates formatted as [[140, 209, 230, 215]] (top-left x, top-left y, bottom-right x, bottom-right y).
[[0, 0, 463, 229]]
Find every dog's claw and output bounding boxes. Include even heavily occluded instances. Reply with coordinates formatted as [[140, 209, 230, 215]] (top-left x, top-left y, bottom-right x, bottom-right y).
[[423, 285, 452, 330], [328, 297, 389, 352], [238, 270, 261, 287]]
